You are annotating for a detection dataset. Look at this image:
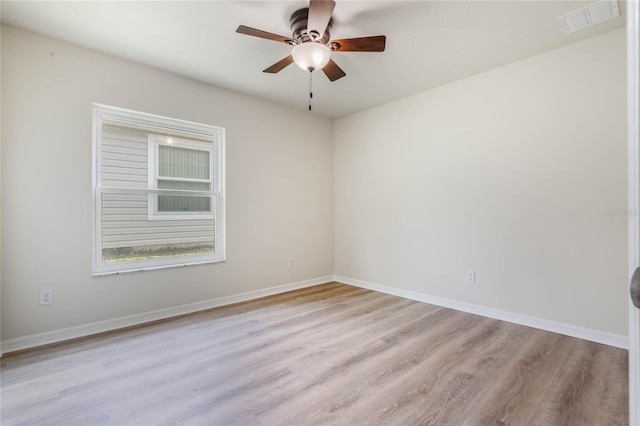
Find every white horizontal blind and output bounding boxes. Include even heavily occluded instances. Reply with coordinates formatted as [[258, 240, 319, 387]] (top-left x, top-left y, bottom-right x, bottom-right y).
[[157, 144, 212, 213], [159, 145, 210, 180], [93, 104, 225, 275]]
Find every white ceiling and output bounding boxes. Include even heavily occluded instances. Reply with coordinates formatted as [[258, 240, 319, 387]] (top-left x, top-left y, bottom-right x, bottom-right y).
[[0, 0, 626, 119]]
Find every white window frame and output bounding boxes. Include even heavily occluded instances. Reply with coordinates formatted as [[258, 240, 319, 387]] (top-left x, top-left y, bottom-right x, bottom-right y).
[[92, 104, 225, 276], [147, 134, 215, 221]]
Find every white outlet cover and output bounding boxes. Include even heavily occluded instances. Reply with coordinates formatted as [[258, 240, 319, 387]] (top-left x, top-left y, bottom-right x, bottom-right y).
[[40, 289, 54, 305]]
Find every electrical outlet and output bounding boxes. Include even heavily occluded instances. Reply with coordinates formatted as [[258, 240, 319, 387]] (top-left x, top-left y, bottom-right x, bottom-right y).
[[40, 289, 54, 305], [466, 271, 475, 284], [288, 257, 294, 268]]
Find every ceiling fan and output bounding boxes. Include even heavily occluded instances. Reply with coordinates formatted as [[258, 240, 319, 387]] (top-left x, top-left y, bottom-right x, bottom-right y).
[[236, 0, 386, 83]]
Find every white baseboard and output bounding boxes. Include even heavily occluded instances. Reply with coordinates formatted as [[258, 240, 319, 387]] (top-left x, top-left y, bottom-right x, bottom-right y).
[[2, 275, 628, 355], [1, 276, 334, 355], [334, 275, 629, 350]]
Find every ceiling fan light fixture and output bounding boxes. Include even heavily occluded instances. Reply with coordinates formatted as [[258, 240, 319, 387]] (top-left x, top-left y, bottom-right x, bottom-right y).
[[291, 42, 331, 71]]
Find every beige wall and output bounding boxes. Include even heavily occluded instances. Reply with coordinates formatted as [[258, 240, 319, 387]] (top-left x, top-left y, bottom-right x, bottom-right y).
[[1, 26, 334, 340], [1, 24, 629, 344], [334, 29, 628, 336]]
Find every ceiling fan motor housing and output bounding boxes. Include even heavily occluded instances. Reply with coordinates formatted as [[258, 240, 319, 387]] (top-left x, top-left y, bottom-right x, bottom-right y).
[[290, 8, 332, 44]]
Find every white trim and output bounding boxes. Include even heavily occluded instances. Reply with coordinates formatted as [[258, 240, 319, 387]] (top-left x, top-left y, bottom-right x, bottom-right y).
[[95, 103, 218, 139], [217, 127, 226, 262], [92, 106, 102, 279], [1, 276, 334, 354], [334, 275, 629, 349], [91, 253, 222, 277], [628, 0, 640, 422], [2, 275, 628, 355]]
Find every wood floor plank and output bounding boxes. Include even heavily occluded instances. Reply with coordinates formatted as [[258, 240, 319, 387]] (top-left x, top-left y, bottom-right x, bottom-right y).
[[341, 318, 518, 425], [594, 344, 629, 426], [0, 283, 628, 425], [465, 330, 573, 425], [531, 339, 628, 426]]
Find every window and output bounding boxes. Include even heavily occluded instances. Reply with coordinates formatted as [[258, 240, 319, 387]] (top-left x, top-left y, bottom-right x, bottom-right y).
[[148, 135, 214, 220], [93, 104, 225, 275]]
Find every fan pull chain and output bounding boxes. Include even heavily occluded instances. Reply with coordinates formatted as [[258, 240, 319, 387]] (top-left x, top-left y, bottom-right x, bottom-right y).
[[308, 71, 313, 111]]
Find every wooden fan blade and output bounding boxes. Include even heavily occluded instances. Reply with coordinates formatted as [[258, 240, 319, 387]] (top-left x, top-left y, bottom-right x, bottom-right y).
[[236, 25, 293, 44], [308, 0, 335, 40], [263, 55, 294, 73], [322, 59, 346, 82], [330, 35, 386, 52]]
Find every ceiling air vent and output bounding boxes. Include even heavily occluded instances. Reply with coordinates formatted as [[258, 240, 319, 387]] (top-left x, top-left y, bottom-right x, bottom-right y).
[[558, 0, 619, 33]]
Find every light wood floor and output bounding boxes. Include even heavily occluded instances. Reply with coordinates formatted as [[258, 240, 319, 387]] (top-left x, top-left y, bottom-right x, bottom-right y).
[[0, 282, 628, 425]]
